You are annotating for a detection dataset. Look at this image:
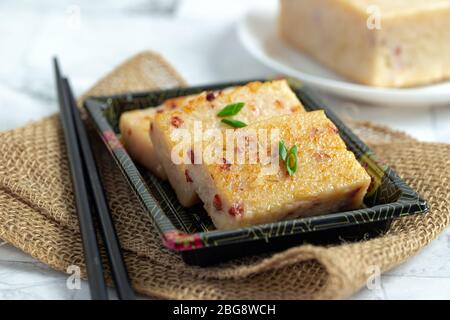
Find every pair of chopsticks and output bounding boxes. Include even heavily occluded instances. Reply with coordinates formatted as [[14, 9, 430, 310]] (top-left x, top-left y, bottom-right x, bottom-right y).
[[53, 58, 135, 300]]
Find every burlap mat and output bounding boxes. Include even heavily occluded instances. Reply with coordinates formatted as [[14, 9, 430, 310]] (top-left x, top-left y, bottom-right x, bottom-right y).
[[0, 51, 449, 299]]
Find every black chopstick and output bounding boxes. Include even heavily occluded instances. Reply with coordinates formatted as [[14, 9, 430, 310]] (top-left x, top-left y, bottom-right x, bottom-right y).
[[53, 58, 108, 300], [63, 77, 136, 300]]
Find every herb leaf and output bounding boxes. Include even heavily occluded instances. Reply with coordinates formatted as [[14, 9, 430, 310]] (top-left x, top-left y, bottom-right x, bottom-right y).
[[279, 141, 299, 176], [221, 118, 247, 128], [217, 102, 245, 117], [286, 145, 298, 176], [279, 140, 288, 162]]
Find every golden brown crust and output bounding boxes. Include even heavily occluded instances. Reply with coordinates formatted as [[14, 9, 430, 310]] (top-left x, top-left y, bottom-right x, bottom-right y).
[[189, 111, 371, 229]]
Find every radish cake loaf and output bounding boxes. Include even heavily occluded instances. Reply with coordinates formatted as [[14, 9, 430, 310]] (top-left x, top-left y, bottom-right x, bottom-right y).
[[279, 0, 450, 87]]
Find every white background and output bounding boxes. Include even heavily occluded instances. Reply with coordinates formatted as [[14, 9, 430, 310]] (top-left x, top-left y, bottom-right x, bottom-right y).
[[0, 0, 449, 299]]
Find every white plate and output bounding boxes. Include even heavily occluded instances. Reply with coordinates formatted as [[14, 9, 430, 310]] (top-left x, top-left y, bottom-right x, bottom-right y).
[[237, 9, 450, 107]]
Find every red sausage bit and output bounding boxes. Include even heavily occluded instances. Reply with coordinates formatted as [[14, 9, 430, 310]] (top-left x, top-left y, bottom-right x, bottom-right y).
[[206, 92, 215, 101], [219, 158, 231, 170], [184, 169, 193, 183], [170, 116, 183, 128], [274, 99, 284, 109], [327, 123, 339, 134], [213, 194, 222, 211], [228, 202, 244, 217], [187, 149, 195, 164]]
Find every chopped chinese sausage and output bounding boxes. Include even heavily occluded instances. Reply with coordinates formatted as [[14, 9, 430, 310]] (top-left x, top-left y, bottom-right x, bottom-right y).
[[228, 203, 244, 217], [213, 194, 222, 211], [170, 116, 183, 128], [185, 169, 193, 183]]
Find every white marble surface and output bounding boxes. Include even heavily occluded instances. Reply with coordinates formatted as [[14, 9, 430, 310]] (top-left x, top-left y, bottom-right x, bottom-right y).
[[0, 0, 449, 300]]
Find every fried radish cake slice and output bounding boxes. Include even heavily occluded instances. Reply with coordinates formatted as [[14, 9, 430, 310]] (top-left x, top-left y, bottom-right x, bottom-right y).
[[119, 96, 189, 179], [188, 111, 371, 230], [150, 80, 305, 207]]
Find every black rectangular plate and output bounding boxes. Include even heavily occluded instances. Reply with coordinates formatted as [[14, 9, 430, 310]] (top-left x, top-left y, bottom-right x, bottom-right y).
[[85, 79, 428, 266]]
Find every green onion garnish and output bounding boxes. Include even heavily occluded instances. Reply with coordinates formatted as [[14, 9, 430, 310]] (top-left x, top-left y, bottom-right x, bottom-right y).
[[221, 118, 247, 128], [286, 145, 298, 176], [279, 140, 288, 162], [279, 141, 298, 176], [217, 102, 245, 117]]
